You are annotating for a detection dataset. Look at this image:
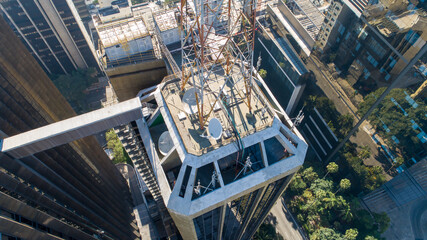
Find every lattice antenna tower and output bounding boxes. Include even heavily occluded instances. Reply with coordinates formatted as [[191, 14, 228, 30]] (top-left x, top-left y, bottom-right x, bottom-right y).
[[179, 0, 259, 129]]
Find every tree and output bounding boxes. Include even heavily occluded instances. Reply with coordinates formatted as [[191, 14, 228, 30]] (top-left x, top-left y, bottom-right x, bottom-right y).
[[253, 223, 283, 240], [344, 228, 358, 240], [310, 179, 334, 194], [302, 167, 319, 184], [365, 236, 378, 240], [259, 69, 267, 79], [358, 146, 371, 160], [336, 178, 351, 194], [337, 114, 354, 136], [339, 203, 353, 222], [311, 228, 344, 240], [324, 162, 339, 179], [50, 68, 98, 114], [290, 174, 307, 193], [106, 130, 131, 165], [364, 166, 386, 191], [358, 88, 427, 162], [387, 157, 404, 173], [373, 212, 390, 233]]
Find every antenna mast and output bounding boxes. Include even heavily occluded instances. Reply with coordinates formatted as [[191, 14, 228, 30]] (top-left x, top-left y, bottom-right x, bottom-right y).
[[179, 0, 260, 129]]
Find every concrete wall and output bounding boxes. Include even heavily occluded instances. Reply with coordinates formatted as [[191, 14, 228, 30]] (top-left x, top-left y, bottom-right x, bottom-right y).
[[277, 0, 315, 49], [105, 36, 154, 61], [107, 59, 168, 101], [161, 28, 180, 46]]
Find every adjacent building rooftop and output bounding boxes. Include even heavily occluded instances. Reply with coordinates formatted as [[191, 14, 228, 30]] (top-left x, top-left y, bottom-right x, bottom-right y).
[[96, 17, 149, 48], [153, 10, 178, 32]]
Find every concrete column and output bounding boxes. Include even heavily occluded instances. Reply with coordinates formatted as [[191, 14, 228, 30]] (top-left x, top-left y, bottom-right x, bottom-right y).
[[236, 186, 267, 240], [244, 173, 295, 239], [217, 204, 226, 240], [286, 84, 305, 115]]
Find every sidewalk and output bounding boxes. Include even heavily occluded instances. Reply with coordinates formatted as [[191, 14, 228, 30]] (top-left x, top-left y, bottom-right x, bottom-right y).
[[268, 198, 307, 240]]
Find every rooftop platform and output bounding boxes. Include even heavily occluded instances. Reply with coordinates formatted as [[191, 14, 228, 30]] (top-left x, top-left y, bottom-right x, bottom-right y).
[[160, 66, 274, 156], [289, 0, 324, 39], [153, 10, 178, 32], [96, 17, 149, 48]]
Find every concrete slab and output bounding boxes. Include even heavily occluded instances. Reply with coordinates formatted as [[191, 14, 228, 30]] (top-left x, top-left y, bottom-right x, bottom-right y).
[[1, 98, 143, 158]]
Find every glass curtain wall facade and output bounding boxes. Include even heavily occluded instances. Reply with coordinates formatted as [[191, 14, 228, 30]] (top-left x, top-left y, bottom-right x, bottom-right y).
[[0, 17, 138, 240], [190, 175, 292, 240], [0, 0, 98, 75]]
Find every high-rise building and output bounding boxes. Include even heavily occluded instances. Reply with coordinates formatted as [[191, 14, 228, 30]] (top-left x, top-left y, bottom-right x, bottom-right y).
[[0, 0, 308, 238], [316, 0, 426, 89], [93, 6, 168, 102], [0, 16, 139, 240], [0, 0, 99, 75]]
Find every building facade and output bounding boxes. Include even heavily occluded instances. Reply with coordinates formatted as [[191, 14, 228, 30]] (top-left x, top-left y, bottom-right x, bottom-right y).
[[93, 11, 167, 102], [132, 64, 308, 239], [0, 16, 139, 240], [316, 0, 426, 89], [0, 0, 99, 75]]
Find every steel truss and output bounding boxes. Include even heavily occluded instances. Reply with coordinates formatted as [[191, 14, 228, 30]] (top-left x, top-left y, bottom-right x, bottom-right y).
[[179, 0, 261, 129]]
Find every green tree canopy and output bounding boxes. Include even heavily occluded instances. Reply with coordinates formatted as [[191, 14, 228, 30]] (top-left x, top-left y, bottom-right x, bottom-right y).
[[364, 236, 378, 240], [50, 68, 98, 114], [324, 162, 339, 179], [327, 162, 339, 174], [253, 223, 283, 240], [290, 174, 307, 193], [373, 212, 390, 233], [358, 146, 371, 160], [339, 179, 351, 192], [344, 228, 358, 240], [311, 227, 344, 240], [310, 179, 334, 194], [259, 69, 267, 79], [302, 167, 319, 184], [358, 88, 427, 162], [106, 130, 131, 165]]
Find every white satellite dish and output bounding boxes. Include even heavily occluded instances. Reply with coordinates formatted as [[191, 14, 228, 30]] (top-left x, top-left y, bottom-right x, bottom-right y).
[[208, 118, 223, 140], [182, 88, 199, 114], [158, 131, 173, 155]]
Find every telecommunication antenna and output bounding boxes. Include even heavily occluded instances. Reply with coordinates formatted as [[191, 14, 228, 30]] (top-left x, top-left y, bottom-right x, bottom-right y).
[[291, 107, 305, 129], [179, 0, 260, 129], [194, 171, 219, 196]]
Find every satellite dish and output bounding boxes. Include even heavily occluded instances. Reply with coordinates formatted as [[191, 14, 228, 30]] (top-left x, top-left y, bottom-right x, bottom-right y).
[[158, 131, 173, 155], [182, 88, 199, 114], [208, 118, 223, 140]]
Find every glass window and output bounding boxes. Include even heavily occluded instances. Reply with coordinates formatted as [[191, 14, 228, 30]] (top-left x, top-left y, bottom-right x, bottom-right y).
[[355, 42, 361, 51], [179, 166, 192, 197], [193, 163, 220, 200], [218, 143, 265, 185], [264, 136, 291, 165], [194, 206, 221, 240]]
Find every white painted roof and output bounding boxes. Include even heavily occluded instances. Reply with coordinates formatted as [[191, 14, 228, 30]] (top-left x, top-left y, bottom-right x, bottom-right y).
[[154, 10, 178, 32], [97, 17, 149, 48]]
